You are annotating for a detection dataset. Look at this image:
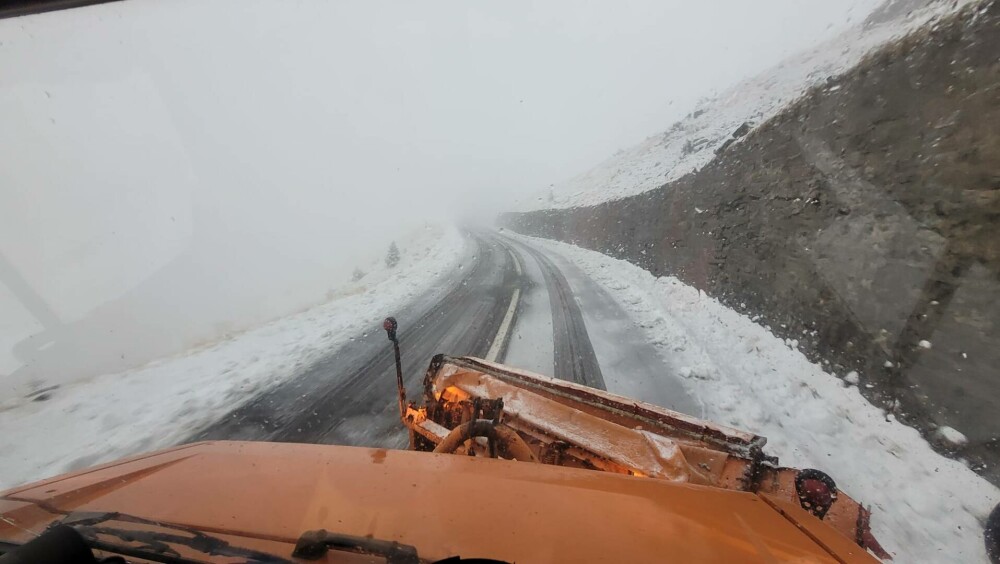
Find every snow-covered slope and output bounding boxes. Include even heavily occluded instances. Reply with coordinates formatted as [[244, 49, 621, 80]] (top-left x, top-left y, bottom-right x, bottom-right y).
[[511, 233, 999, 563], [517, 0, 978, 211], [0, 224, 465, 490]]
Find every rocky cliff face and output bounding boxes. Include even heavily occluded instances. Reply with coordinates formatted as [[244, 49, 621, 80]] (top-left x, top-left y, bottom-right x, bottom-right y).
[[503, 1, 1000, 482]]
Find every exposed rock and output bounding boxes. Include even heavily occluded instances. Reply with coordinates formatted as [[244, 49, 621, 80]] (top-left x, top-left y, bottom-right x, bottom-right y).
[[732, 121, 752, 138]]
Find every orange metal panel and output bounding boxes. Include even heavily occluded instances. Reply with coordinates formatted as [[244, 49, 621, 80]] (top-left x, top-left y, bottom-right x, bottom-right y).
[[761, 493, 881, 563], [2, 442, 875, 563]]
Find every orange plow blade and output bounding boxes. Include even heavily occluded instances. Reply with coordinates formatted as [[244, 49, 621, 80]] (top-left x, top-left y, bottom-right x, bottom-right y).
[[402, 355, 890, 560]]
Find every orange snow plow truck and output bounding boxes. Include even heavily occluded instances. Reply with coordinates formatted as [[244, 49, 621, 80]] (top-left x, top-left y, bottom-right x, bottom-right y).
[[0, 318, 892, 563]]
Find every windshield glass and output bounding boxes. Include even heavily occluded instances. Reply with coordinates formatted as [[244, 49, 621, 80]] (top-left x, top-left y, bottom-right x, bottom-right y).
[[1, 1, 998, 563]]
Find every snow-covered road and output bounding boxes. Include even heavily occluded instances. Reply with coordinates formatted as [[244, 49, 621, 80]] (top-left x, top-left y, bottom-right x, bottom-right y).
[[503, 234, 699, 416], [193, 230, 522, 448]]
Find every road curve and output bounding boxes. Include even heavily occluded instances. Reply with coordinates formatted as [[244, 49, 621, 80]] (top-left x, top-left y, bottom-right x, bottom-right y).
[[192, 231, 520, 448], [190, 229, 608, 449]]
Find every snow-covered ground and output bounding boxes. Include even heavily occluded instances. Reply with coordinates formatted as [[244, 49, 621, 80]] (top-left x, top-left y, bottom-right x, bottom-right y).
[[511, 233, 999, 563], [0, 224, 465, 490], [516, 0, 978, 211]]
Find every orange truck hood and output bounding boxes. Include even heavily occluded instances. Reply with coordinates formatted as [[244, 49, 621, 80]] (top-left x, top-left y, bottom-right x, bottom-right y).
[[0, 441, 877, 563]]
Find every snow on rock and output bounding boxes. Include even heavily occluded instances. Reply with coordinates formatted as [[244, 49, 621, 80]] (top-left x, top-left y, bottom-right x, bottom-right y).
[[936, 426, 970, 447], [516, 0, 977, 212], [511, 233, 999, 563], [0, 224, 465, 490], [845, 370, 861, 386]]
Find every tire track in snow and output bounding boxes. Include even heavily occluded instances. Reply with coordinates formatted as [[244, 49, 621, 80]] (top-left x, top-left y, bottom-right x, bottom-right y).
[[504, 237, 606, 390]]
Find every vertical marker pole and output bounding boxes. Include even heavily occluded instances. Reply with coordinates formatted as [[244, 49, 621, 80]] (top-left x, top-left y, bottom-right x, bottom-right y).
[[383, 317, 406, 419]]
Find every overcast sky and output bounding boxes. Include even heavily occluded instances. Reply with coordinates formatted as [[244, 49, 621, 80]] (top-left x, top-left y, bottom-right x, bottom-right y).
[[0, 0, 879, 382]]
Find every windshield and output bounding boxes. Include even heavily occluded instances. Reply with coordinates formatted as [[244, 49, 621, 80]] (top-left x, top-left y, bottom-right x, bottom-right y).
[[1, 1, 998, 563]]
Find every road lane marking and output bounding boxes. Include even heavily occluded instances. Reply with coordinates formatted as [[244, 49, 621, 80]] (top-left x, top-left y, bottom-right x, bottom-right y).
[[485, 287, 521, 362], [509, 248, 523, 276]]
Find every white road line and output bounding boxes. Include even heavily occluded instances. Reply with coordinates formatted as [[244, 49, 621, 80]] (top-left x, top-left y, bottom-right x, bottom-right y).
[[485, 287, 521, 362], [509, 248, 523, 276]]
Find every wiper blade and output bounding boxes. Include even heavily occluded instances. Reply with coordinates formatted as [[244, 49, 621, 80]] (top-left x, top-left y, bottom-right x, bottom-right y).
[[63, 512, 292, 563], [293, 529, 420, 563]]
